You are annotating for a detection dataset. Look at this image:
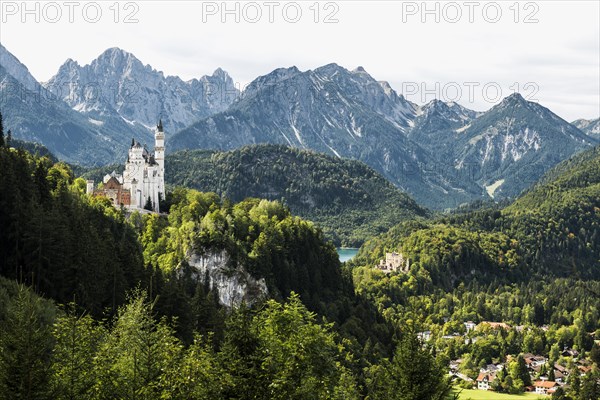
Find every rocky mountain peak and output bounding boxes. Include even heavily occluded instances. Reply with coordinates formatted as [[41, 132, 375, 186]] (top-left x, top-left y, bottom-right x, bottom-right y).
[[0, 43, 40, 92], [44, 47, 239, 133]]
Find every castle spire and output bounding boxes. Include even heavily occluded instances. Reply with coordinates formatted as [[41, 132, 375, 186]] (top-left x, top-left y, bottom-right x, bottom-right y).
[[157, 119, 163, 132]]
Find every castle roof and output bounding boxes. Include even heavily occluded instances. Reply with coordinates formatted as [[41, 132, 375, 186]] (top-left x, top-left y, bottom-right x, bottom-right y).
[[130, 138, 143, 149]]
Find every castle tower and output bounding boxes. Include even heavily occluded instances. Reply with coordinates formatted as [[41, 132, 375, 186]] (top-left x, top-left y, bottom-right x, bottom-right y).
[[154, 119, 165, 211], [155, 119, 165, 173]]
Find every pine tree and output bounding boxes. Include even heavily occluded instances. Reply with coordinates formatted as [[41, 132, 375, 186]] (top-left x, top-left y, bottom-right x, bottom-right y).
[[0, 284, 55, 400], [144, 196, 153, 211], [0, 111, 4, 147], [551, 386, 568, 400], [579, 372, 599, 400], [569, 368, 581, 397], [6, 130, 12, 148], [50, 305, 105, 400], [548, 366, 556, 382], [513, 355, 532, 386], [367, 330, 451, 400], [93, 291, 182, 399]]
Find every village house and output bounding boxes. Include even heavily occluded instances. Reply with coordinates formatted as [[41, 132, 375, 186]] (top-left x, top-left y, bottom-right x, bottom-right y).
[[578, 364, 593, 376], [523, 354, 547, 370], [554, 363, 568, 375], [553, 370, 566, 383], [482, 364, 503, 374], [534, 380, 558, 395], [476, 372, 495, 390], [376, 252, 410, 274], [562, 348, 579, 358], [477, 321, 512, 330], [464, 321, 476, 332]]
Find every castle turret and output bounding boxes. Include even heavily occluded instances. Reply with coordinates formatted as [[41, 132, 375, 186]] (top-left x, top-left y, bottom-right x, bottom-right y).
[[154, 119, 165, 208], [155, 119, 165, 169]]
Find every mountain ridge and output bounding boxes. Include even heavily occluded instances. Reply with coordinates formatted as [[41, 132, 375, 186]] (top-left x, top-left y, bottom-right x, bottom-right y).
[[2, 44, 596, 209], [44, 47, 240, 135]]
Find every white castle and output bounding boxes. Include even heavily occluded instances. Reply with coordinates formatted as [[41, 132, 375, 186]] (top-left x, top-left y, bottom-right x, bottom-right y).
[[87, 120, 165, 212]]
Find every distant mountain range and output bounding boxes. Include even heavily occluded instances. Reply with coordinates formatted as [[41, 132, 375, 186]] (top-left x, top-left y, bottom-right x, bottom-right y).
[[169, 64, 596, 208], [169, 64, 486, 208], [572, 118, 600, 139], [0, 44, 238, 164], [45, 47, 239, 134], [1, 44, 597, 209], [411, 93, 593, 199]]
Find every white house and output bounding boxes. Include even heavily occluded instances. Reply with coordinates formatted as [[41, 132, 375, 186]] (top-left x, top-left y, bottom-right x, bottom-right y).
[[534, 380, 558, 395], [476, 373, 495, 390]]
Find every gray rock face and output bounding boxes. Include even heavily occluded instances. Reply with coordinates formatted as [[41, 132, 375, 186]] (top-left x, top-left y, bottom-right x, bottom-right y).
[[447, 94, 595, 198], [0, 45, 143, 165], [44, 47, 239, 134], [187, 250, 268, 308], [0, 45, 238, 166], [172, 67, 597, 206]]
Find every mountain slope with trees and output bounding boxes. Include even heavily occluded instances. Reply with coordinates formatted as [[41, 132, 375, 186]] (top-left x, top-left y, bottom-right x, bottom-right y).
[[354, 145, 600, 286], [166, 145, 429, 246], [348, 146, 600, 399], [0, 126, 456, 399], [80, 145, 430, 246]]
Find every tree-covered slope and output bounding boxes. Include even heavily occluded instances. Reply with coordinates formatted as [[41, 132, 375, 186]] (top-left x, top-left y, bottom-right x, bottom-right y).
[[80, 145, 430, 246], [0, 144, 148, 316], [166, 145, 429, 246], [0, 139, 394, 347], [353, 145, 600, 289], [3, 143, 443, 399]]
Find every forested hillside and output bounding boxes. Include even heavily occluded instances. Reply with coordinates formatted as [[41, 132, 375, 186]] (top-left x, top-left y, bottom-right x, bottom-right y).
[[349, 146, 600, 398], [82, 145, 429, 246], [0, 135, 455, 399], [355, 145, 600, 285], [167, 145, 429, 246]]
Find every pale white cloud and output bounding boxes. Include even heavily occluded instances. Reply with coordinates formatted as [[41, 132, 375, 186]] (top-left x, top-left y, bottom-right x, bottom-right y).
[[1, 0, 598, 120]]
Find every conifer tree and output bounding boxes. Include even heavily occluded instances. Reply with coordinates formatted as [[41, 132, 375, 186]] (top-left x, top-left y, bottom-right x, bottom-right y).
[[144, 196, 153, 211], [50, 305, 104, 400], [0, 284, 55, 400], [0, 111, 4, 147], [513, 354, 532, 386], [367, 330, 451, 400], [94, 291, 182, 399]]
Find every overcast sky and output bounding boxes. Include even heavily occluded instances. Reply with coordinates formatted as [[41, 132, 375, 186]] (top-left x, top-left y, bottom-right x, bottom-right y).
[[1, 0, 599, 120]]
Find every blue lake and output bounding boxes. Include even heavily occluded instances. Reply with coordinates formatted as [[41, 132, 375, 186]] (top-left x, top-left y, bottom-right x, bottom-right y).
[[337, 248, 359, 263]]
